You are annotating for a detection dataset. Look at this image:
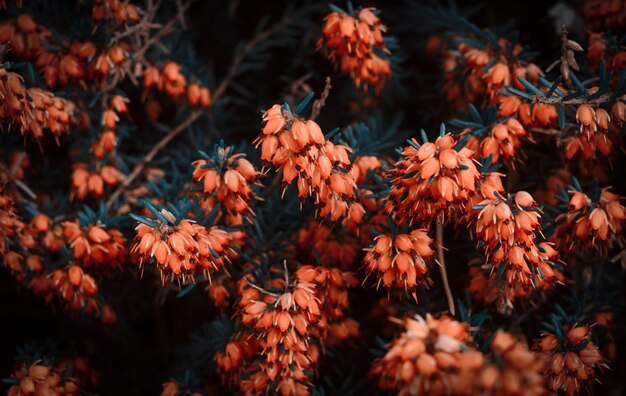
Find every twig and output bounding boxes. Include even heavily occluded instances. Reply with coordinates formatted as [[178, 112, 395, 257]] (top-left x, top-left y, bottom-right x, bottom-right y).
[[530, 93, 612, 106], [436, 221, 455, 315], [310, 77, 332, 120], [106, 7, 309, 209], [106, 110, 202, 208], [211, 8, 308, 101], [245, 279, 279, 297]]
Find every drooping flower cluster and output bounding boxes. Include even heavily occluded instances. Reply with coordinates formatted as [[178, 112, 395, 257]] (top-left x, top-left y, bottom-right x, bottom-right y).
[[295, 221, 360, 269], [386, 130, 480, 224], [363, 229, 434, 291], [583, 0, 626, 31], [6, 360, 84, 396], [473, 191, 561, 309], [132, 207, 231, 284], [0, 177, 24, 260], [192, 144, 263, 224], [463, 117, 527, 166], [29, 266, 101, 315], [92, 95, 128, 161], [370, 314, 482, 395], [236, 269, 322, 395], [552, 182, 625, 255], [62, 220, 128, 270], [143, 62, 212, 109], [92, 0, 141, 24], [256, 103, 364, 224], [435, 32, 544, 109], [71, 163, 124, 200], [0, 66, 79, 139], [318, 6, 391, 92], [564, 99, 625, 160], [535, 323, 607, 395], [295, 265, 359, 347], [459, 330, 547, 395], [0, 14, 130, 87]]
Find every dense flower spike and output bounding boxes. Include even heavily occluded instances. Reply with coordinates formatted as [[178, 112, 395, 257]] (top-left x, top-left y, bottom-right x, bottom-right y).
[[236, 269, 322, 395], [363, 229, 434, 291], [192, 144, 262, 222], [473, 191, 561, 309], [92, 0, 141, 24], [536, 323, 608, 395], [295, 221, 360, 269], [143, 62, 212, 108], [62, 220, 128, 269], [255, 103, 364, 224], [7, 360, 84, 396], [552, 183, 625, 255], [30, 266, 103, 315], [370, 314, 481, 395], [71, 163, 123, 200], [0, 67, 79, 139], [386, 130, 480, 224], [458, 330, 547, 395], [131, 207, 231, 284], [562, 97, 624, 161], [294, 265, 359, 347], [318, 6, 391, 92]]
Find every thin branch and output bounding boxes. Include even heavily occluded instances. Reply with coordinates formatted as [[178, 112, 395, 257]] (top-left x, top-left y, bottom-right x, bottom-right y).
[[106, 110, 202, 208], [310, 76, 332, 120], [530, 93, 612, 106], [212, 8, 308, 101], [436, 221, 455, 316]]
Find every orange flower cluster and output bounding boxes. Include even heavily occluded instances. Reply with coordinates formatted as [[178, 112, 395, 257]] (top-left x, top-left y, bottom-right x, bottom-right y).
[[71, 163, 124, 200], [0, 67, 78, 139], [319, 7, 391, 92], [587, 32, 626, 71], [256, 103, 364, 224], [144, 62, 212, 108], [92, 95, 128, 160], [132, 208, 231, 284], [192, 145, 262, 223], [62, 220, 128, 270], [474, 191, 560, 308], [363, 229, 434, 291], [370, 314, 482, 395], [464, 118, 527, 165], [536, 324, 607, 395], [30, 265, 101, 315], [553, 186, 625, 254], [345, 155, 389, 236], [386, 132, 480, 224], [295, 221, 360, 269], [92, 0, 141, 24], [440, 36, 543, 108], [0, 14, 46, 60], [564, 100, 625, 160], [0, 14, 130, 87], [0, 178, 23, 258], [468, 258, 563, 312], [7, 361, 83, 396], [460, 330, 547, 395], [295, 265, 359, 347], [237, 269, 322, 395], [583, 0, 626, 31]]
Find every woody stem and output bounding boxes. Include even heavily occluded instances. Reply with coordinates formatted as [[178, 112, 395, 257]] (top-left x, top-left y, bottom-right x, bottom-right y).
[[436, 221, 455, 316]]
